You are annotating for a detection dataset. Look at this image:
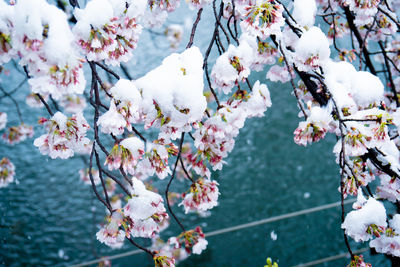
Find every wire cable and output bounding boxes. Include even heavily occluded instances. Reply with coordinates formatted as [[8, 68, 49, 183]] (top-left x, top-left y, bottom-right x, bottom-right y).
[[291, 247, 369, 267], [69, 198, 355, 267]]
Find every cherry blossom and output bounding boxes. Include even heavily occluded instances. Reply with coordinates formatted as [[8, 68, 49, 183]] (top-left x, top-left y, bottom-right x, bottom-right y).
[[240, 0, 284, 39], [96, 210, 126, 249], [294, 106, 334, 146], [169, 226, 207, 255], [0, 157, 15, 188], [34, 112, 90, 159], [123, 178, 168, 238], [104, 137, 145, 175], [342, 197, 387, 242], [180, 178, 219, 213], [2, 124, 34, 145]]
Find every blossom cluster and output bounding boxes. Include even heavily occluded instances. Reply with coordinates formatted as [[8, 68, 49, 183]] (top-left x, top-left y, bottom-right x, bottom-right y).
[[96, 178, 168, 247], [34, 112, 90, 159], [168, 226, 208, 255], [180, 178, 219, 213]]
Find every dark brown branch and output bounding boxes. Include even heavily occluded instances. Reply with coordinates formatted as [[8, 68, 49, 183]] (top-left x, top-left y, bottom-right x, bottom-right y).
[[89, 143, 112, 212], [379, 41, 399, 107], [95, 62, 120, 80], [165, 132, 186, 232], [94, 145, 112, 210], [127, 237, 155, 256], [186, 8, 203, 49], [343, 7, 377, 75], [36, 93, 54, 116], [132, 126, 147, 142], [179, 157, 195, 183], [212, 0, 230, 44], [100, 167, 131, 196], [0, 85, 24, 123]]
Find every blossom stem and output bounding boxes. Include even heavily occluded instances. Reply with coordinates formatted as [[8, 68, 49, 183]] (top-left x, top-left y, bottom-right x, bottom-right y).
[[94, 145, 112, 211], [36, 93, 54, 117], [165, 132, 186, 232], [89, 143, 112, 212], [94, 62, 120, 80], [187, 8, 203, 49]]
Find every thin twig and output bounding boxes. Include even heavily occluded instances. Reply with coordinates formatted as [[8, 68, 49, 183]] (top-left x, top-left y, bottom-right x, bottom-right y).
[[165, 132, 186, 232], [186, 8, 203, 49]]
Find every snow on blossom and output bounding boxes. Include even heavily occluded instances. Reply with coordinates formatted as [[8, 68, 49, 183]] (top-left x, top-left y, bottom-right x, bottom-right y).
[[352, 188, 367, 209], [342, 197, 387, 242], [211, 42, 254, 94], [210, 52, 238, 94], [13, 0, 85, 99], [2, 124, 34, 145], [343, 0, 380, 26], [324, 60, 383, 111], [96, 210, 126, 248], [0, 112, 7, 130], [180, 178, 219, 213], [294, 106, 333, 146], [242, 80, 272, 117], [104, 137, 145, 175], [97, 101, 127, 136], [59, 94, 87, 114], [369, 214, 400, 257], [240, 0, 284, 39], [239, 33, 277, 71], [0, 157, 15, 188], [124, 177, 168, 238], [349, 71, 384, 108], [376, 140, 400, 175], [0, 0, 16, 64], [292, 0, 316, 28], [34, 112, 90, 159], [294, 27, 330, 72], [79, 168, 100, 185], [134, 46, 206, 140], [110, 79, 142, 123], [73, 0, 144, 65], [98, 79, 142, 136]]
